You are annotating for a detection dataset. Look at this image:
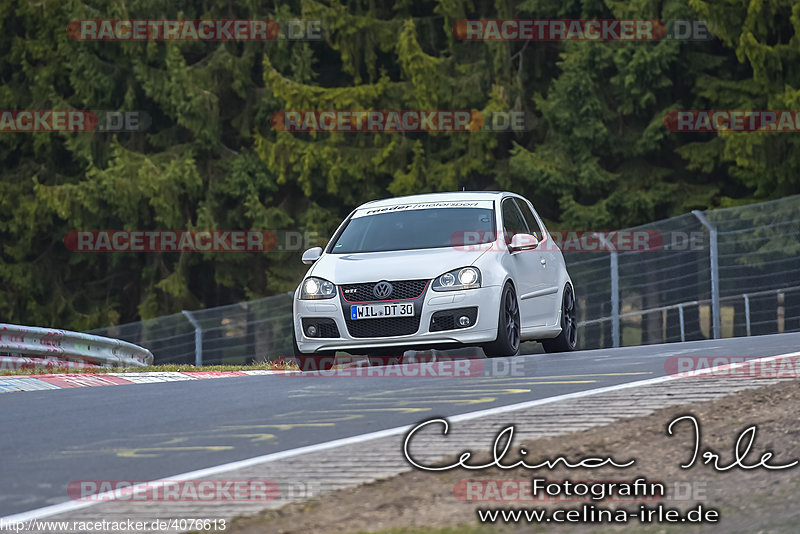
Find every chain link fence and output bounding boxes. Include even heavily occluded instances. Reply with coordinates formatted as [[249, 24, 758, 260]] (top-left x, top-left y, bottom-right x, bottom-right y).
[[88, 195, 800, 363], [568, 195, 800, 349], [88, 293, 294, 365]]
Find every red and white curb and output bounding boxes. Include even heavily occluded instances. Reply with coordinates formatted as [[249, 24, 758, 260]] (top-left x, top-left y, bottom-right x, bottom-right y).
[[0, 370, 284, 394]]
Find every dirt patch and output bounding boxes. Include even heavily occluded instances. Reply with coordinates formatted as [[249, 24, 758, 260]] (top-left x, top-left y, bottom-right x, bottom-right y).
[[226, 379, 800, 533]]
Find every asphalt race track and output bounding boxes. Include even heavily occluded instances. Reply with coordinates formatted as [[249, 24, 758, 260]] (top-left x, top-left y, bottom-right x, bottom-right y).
[[2, 332, 799, 518]]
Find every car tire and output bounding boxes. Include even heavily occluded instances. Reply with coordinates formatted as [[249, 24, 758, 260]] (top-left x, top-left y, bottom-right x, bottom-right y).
[[542, 284, 577, 353], [482, 282, 521, 358]]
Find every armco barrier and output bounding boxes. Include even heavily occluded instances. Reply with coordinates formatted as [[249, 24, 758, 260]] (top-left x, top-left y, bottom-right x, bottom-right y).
[[0, 324, 153, 367]]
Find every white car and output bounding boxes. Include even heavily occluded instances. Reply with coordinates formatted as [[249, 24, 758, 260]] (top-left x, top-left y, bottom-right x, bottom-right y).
[[292, 191, 577, 358]]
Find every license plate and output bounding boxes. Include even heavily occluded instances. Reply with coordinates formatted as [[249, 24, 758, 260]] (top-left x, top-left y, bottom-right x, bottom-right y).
[[350, 303, 415, 320]]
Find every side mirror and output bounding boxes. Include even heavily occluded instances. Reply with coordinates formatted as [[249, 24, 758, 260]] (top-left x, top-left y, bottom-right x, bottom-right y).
[[301, 247, 323, 264], [509, 233, 539, 252]]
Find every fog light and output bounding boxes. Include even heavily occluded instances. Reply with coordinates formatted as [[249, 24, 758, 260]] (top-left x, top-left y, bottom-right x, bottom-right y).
[[458, 315, 471, 327], [306, 324, 318, 337]]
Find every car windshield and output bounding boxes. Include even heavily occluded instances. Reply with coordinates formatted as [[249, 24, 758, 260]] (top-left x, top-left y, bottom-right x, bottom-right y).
[[330, 206, 496, 253]]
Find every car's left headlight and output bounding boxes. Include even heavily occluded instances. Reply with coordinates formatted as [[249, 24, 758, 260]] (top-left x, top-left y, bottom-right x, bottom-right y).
[[300, 277, 337, 299], [432, 267, 481, 291]]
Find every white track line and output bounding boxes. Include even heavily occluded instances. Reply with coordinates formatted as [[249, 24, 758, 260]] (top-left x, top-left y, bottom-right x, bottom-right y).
[[3, 350, 798, 523]]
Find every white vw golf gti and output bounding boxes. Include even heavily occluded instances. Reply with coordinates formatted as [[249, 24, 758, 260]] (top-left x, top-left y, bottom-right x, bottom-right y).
[[293, 192, 577, 358]]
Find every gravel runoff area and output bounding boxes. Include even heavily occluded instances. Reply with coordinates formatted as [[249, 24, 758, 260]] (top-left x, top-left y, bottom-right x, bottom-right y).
[[224, 377, 800, 534]]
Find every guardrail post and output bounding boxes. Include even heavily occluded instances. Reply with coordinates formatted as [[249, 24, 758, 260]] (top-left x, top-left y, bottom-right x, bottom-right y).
[[692, 210, 721, 339], [594, 233, 620, 348], [610, 251, 620, 347], [678, 303, 685, 342], [182, 310, 203, 366], [743, 294, 751, 336]]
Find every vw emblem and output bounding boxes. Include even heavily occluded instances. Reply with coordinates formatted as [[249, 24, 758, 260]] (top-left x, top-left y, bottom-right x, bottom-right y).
[[373, 281, 393, 299]]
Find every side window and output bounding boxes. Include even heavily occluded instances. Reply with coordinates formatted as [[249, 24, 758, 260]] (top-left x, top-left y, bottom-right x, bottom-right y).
[[515, 199, 544, 241], [501, 198, 528, 245]]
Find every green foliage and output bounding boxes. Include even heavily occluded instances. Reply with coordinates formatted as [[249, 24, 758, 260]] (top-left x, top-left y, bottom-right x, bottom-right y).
[[0, 0, 797, 329]]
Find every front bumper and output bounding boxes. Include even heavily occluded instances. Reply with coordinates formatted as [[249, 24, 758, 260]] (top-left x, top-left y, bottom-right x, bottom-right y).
[[293, 285, 500, 353]]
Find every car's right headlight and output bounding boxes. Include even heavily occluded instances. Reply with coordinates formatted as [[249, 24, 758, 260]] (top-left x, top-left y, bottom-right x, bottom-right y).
[[300, 277, 336, 299], [432, 267, 482, 291]]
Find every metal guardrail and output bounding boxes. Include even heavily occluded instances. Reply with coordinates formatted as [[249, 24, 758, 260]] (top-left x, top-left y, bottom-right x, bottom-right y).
[[0, 324, 153, 367]]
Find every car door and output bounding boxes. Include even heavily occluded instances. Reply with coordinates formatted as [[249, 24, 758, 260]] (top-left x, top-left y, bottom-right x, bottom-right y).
[[516, 197, 561, 326], [501, 198, 549, 327]]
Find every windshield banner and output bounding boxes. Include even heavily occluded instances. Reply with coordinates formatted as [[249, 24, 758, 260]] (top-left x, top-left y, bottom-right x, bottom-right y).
[[353, 200, 494, 218]]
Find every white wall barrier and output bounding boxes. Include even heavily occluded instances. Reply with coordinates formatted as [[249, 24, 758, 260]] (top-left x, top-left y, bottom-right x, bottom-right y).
[[0, 323, 153, 368]]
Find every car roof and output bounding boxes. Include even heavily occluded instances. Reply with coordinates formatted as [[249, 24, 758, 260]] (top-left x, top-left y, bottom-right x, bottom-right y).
[[357, 191, 508, 210]]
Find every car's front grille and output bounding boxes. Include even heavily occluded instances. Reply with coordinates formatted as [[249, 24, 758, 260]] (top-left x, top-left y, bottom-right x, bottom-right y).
[[344, 316, 421, 338], [340, 278, 428, 338], [340, 280, 428, 302]]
